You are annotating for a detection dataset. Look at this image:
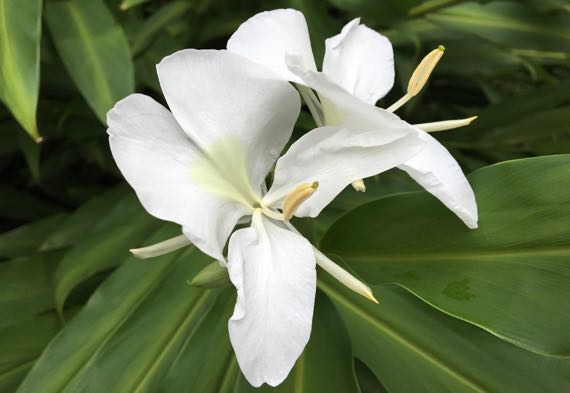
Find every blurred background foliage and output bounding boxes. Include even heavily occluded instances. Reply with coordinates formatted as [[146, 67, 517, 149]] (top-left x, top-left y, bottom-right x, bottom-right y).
[[0, 0, 569, 392]]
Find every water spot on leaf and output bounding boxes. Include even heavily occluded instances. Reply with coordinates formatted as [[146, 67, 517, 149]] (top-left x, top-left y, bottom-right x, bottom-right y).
[[442, 279, 475, 301]]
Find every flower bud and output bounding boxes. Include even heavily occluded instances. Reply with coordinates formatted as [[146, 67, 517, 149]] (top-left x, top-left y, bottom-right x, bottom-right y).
[[189, 262, 231, 288]]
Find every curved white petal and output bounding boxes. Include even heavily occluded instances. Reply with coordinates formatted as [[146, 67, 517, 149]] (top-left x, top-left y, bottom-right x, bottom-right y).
[[227, 9, 316, 84], [323, 18, 394, 105], [227, 212, 316, 387], [156, 49, 300, 189], [264, 125, 424, 217], [107, 94, 249, 261], [287, 57, 399, 131], [399, 131, 478, 228]]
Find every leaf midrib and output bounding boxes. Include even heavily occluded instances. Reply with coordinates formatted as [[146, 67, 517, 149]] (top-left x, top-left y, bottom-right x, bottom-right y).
[[329, 245, 570, 263], [50, 255, 179, 393], [319, 281, 491, 393], [130, 291, 211, 393]]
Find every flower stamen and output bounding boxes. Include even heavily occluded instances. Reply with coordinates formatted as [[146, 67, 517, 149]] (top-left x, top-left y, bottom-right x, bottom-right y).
[[414, 116, 478, 132], [386, 45, 445, 113], [282, 181, 319, 221]]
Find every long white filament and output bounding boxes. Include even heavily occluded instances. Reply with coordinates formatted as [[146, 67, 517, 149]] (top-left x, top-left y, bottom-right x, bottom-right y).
[[130, 234, 191, 259], [414, 116, 478, 132], [285, 222, 379, 304], [313, 248, 379, 304], [297, 84, 325, 127]]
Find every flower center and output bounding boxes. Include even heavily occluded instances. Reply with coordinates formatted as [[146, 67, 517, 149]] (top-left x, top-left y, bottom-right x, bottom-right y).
[[190, 137, 260, 209]]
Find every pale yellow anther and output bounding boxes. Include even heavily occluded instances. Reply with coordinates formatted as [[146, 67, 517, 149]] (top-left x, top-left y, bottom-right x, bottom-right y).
[[282, 182, 319, 221], [407, 45, 445, 96], [386, 45, 446, 113], [351, 179, 366, 192]]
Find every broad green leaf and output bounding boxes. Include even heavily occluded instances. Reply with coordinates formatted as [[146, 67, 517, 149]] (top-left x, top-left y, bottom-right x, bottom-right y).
[[17, 227, 217, 393], [354, 360, 389, 393], [0, 252, 62, 328], [0, 0, 42, 141], [53, 193, 158, 312], [319, 277, 570, 393], [45, 0, 134, 123], [322, 155, 570, 357], [157, 288, 239, 393], [0, 213, 67, 258], [0, 313, 61, 393]]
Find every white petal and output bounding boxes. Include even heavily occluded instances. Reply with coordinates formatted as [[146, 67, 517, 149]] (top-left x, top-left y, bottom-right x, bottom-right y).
[[399, 131, 478, 228], [227, 212, 316, 387], [264, 67, 425, 216], [227, 9, 316, 84], [107, 94, 249, 261], [323, 18, 394, 105], [287, 56, 398, 131], [156, 49, 300, 189], [264, 124, 424, 217]]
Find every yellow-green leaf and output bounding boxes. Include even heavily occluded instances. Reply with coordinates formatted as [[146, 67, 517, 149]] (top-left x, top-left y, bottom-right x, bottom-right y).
[[0, 0, 42, 141]]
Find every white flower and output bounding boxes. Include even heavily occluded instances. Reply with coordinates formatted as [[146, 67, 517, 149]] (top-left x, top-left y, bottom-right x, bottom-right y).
[[228, 9, 478, 228], [107, 49, 423, 387]]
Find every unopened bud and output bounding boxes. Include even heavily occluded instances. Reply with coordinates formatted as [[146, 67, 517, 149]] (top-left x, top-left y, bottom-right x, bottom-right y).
[[189, 262, 231, 288], [407, 45, 445, 96], [282, 182, 319, 221]]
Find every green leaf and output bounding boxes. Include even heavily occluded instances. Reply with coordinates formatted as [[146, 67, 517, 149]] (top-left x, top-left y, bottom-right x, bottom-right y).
[[0, 0, 42, 141], [319, 277, 570, 393], [130, 1, 191, 56], [0, 214, 67, 259], [0, 187, 61, 221], [0, 313, 61, 393], [0, 252, 62, 328], [53, 193, 158, 312], [426, 2, 570, 52], [16, 130, 41, 182], [322, 155, 570, 357], [40, 186, 129, 252], [476, 106, 570, 155], [157, 287, 239, 393], [45, 0, 134, 123], [17, 228, 218, 393]]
